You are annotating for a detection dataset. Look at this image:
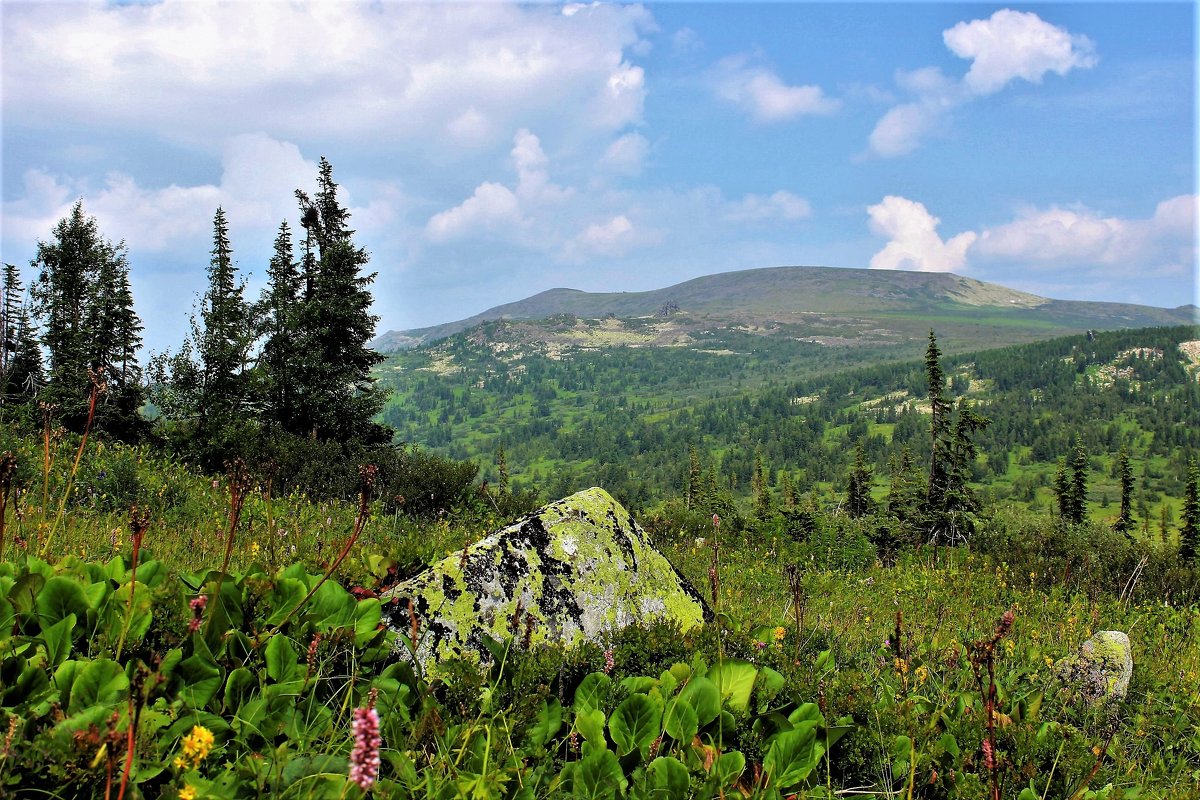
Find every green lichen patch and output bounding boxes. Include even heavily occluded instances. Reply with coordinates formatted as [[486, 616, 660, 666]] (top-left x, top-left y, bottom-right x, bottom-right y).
[[381, 487, 708, 670], [1055, 630, 1133, 705]]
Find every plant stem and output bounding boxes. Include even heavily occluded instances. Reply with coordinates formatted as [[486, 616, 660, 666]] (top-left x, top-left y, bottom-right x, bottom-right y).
[[40, 372, 103, 559]]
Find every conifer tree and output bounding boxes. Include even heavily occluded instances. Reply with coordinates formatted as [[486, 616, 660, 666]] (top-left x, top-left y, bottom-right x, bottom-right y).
[[259, 221, 301, 428], [845, 442, 874, 518], [752, 449, 772, 518], [1113, 447, 1135, 535], [291, 159, 386, 441], [924, 330, 953, 516], [887, 447, 924, 524], [686, 444, 701, 509], [30, 201, 145, 438], [1054, 459, 1071, 521], [197, 208, 251, 424], [1065, 435, 1089, 524], [0, 264, 43, 404], [1181, 460, 1199, 562]]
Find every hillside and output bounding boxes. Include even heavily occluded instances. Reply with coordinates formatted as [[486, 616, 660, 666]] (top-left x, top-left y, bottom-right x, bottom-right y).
[[375, 325, 1200, 523], [371, 266, 1195, 352]]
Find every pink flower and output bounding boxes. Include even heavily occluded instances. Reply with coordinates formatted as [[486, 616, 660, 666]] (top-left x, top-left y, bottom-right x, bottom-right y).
[[603, 648, 615, 675], [349, 706, 381, 791]]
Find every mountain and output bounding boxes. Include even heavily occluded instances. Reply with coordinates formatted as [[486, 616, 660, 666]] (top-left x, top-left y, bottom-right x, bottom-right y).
[[371, 266, 1195, 352]]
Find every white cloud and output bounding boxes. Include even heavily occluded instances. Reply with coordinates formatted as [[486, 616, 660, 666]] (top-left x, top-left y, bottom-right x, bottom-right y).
[[974, 195, 1196, 271], [725, 191, 812, 223], [867, 196, 976, 272], [1, 133, 316, 254], [867, 9, 1096, 158], [712, 56, 840, 123], [3, 1, 653, 153], [944, 9, 1097, 96], [425, 129, 572, 244], [601, 133, 651, 176], [574, 215, 636, 257]]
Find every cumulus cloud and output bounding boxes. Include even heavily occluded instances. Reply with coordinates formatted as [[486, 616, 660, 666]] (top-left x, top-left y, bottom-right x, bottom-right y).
[[867, 194, 1197, 288], [944, 9, 1098, 96], [426, 129, 572, 243], [1, 133, 317, 254], [867, 196, 976, 271], [712, 55, 840, 122], [974, 195, 1196, 271], [867, 9, 1096, 157], [2, 1, 652, 153]]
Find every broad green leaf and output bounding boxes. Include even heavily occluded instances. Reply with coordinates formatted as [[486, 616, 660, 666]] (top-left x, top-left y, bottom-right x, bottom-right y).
[[36, 576, 88, 628], [711, 750, 745, 788], [9, 571, 45, 617], [646, 756, 690, 799], [526, 698, 563, 749], [264, 578, 308, 627], [353, 598, 382, 646], [708, 660, 757, 714], [310, 581, 355, 630], [756, 667, 786, 707], [679, 676, 720, 726], [788, 703, 824, 727], [576, 708, 606, 747], [264, 634, 302, 683], [764, 722, 820, 789], [664, 696, 698, 744], [610, 693, 663, 759], [67, 658, 128, 715], [620, 676, 658, 695], [574, 672, 612, 715], [41, 613, 75, 669], [177, 651, 223, 710], [225, 667, 257, 711], [571, 743, 625, 800]]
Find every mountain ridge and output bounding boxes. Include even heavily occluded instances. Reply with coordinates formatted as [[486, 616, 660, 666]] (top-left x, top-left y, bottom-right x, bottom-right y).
[[372, 266, 1195, 352]]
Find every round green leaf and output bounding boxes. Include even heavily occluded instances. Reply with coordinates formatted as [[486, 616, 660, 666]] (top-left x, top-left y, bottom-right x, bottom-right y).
[[36, 576, 88, 628], [67, 658, 129, 715], [610, 693, 663, 759]]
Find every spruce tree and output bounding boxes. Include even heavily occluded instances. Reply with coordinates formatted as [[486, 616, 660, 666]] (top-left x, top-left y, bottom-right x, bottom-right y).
[[1066, 435, 1089, 524], [686, 444, 701, 509], [1054, 459, 1071, 521], [197, 208, 251, 427], [846, 442, 874, 518], [1113, 447, 1135, 535], [259, 221, 301, 429], [291, 159, 386, 441], [1181, 460, 1199, 563], [30, 201, 145, 438], [752, 449, 772, 518], [0, 264, 43, 404], [940, 398, 989, 542], [923, 330, 953, 524], [887, 447, 924, 524]]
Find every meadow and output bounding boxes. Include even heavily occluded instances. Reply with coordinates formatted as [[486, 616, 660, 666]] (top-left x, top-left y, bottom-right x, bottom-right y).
[[2, 431, 1198, 799]]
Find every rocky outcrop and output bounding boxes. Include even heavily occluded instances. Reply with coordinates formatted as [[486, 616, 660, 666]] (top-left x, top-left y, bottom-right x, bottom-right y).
[[1055, 630, 1133, 704], [380, 487, 708, 668]]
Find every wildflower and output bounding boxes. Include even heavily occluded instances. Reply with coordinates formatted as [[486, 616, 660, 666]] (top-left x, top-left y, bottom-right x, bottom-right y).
[[915, 665, 929, 685], [174, 725, 214, 769], [603, 648, 615, 675], [894, 657, 909, 675], [773, 626, 786, 643], [349, 706, 381, 792], [187, 595, 207, 634], [754, 641, 767, 651], [250, 541, 261, 556], [179, 787, 196, 800], [981, 738, 995, 769]]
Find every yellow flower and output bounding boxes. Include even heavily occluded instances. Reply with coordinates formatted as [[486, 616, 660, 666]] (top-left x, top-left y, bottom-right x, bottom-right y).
[[179, 787, 197, 800], [773, 626, 786, 642], [250, 541, 261, 556], [176, 725, 215, 769], [914, 665, 929, 685]]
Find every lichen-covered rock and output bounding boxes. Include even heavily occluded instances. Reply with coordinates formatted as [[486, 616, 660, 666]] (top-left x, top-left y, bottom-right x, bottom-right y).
[[380, 487, 708, 668], [1055, 630, 1133, 704]]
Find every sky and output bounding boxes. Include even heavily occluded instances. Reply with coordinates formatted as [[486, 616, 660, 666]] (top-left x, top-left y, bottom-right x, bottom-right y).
[[2, 1, 1196, 353]]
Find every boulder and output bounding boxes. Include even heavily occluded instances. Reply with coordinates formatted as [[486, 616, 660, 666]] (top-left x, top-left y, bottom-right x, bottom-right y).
[[380, 487, 709, 669], [1055, 630, 1133, 704]]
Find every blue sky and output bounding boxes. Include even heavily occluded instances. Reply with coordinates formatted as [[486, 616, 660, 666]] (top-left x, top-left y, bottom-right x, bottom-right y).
[[2, 1, 1195, 351]]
